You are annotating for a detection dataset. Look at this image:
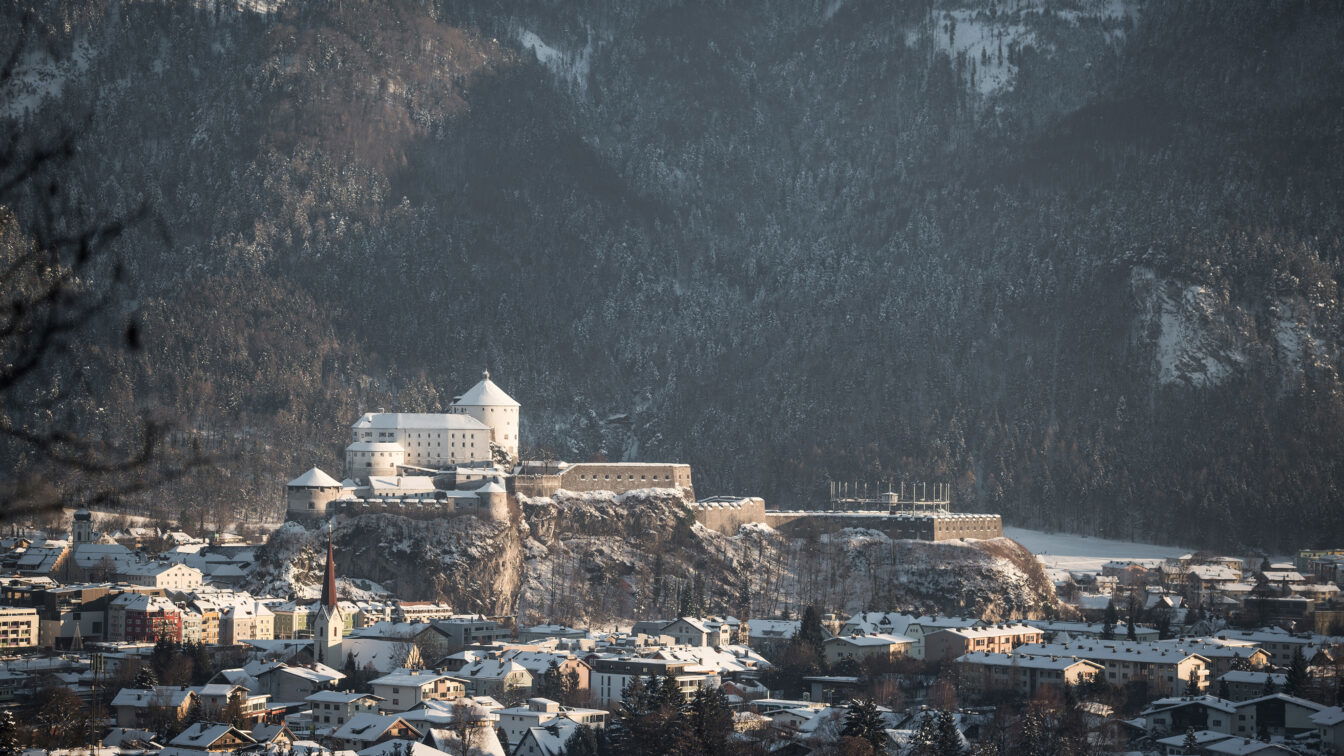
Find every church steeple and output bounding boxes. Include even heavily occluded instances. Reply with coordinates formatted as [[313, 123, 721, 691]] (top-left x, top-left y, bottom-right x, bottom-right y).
[[321, 534, 338, 609], [314, 533, 344, 668]]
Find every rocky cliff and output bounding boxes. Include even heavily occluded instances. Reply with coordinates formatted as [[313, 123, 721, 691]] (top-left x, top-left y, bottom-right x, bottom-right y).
[[245, 491, 1061, 625]]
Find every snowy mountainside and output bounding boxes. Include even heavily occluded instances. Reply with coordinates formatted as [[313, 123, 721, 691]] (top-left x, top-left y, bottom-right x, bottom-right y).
[[244, 492, 1062, 625], [7, 0, 1344, 551]]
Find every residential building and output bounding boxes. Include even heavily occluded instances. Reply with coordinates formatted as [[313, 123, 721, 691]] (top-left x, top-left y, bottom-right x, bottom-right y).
[[455, 658, 533, 700], [111, 686, 198, 729], [0, 606, 39, 649], [328, 713, 420, 751], [167, 722, 258, 752], [1141, 696, 1238, 736], [120, 562, 204, 591], [305, 691, 383, 731], [821, 634, 914, 666], [924, 624, 1044, 663], [496, 698, 607, 747], [590, 658, 712, 707], [956, 652, 1104, 697], [369, 670, 466, 711], [433, 615, 505, 652], [1018, 641, 1210, 697]]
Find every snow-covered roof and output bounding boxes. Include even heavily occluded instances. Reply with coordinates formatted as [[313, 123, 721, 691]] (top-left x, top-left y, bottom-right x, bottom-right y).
[[353, 413, 489, 431], [366, 476, 437, 492], [1311, 706, 1344, 727], [289, 467, 342, 488], [454, 373, 520, 407], [1231, 692, 1325, 711], [111, 686, 195, 709], [1142, 695, 1237, 715], [1019, 641, 1210, 666], [826, 633, 914, 647], [939, 624, 1039, 639], [956, 652, 1102, 671], [477, 478, 507, 494], [358, 741, 451, 756], [169, 723, 254, 748], [748, 619, 800, 638], [457, 660, 528, 681], [308, 690, 384, 704], [331, 713, 418, 744], [1219, 670, 1286, 685], [370, 670, 459, 688], [517, 719, 579, 756]]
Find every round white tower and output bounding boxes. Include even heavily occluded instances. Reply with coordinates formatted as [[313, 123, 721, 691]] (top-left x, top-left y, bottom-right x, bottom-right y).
[[453, 370, 521, 465], [343, 442, 405, 478], [476, 477, 510, 521], [286, 467, 345, 522]]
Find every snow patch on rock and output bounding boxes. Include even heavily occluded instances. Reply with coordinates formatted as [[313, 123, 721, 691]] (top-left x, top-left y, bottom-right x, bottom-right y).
[[516, 29, 593, 94]]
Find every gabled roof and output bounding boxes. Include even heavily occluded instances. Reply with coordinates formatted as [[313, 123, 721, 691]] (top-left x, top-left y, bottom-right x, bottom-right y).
[[111, 686, 196, 709], [454, 372, 519, 407], [1231, 692, 1326, 711], [370, 670, 460, 688], [289, 467, 342, 488], [307, 690, 385, 704], [1311, 706, 1344, 727], [332, 713, 419, 744], [169, 722, 256, 748], [352, 413, 489, 431], [516, 719, 580, 756]]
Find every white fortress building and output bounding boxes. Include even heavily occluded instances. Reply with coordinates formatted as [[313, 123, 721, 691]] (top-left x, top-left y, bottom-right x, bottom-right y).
[[286, 371, 521, 523], [348, 370, 520, 475]]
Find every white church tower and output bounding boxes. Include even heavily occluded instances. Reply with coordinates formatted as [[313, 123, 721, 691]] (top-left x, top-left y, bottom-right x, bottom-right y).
[[313, 536, 344, 668], [453, 370, 521, 465]]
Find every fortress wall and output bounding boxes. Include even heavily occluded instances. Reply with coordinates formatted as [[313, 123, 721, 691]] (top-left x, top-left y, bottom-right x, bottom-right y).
[[689, 497, 767, 534]]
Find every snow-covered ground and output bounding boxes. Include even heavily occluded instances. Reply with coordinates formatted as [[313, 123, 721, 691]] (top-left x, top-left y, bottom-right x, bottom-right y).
[[1005, 526, 1188, 577]]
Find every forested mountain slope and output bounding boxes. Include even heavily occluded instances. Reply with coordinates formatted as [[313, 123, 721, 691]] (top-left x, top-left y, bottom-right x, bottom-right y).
[[3, 0, 1342, 550]]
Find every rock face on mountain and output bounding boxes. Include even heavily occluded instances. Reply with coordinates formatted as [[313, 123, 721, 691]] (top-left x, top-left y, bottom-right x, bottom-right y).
[[6, 0, 1343, 550], [245, 492, 1061, 624]]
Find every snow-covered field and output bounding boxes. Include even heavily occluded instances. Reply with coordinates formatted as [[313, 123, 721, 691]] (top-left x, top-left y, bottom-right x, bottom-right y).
[[1005, 526, 1188, 576]]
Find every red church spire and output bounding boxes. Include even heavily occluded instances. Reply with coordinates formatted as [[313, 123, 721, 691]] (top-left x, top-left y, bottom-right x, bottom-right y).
[[321, 534, 337, 609]]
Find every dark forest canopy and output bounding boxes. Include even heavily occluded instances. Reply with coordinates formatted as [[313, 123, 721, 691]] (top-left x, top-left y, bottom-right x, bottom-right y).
[[1, 0, 1342, 551]]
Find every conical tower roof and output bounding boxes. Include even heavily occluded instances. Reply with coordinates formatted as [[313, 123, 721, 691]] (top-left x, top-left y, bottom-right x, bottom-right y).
[[289, 467, 341, 488], [454, 370, 520, 407]]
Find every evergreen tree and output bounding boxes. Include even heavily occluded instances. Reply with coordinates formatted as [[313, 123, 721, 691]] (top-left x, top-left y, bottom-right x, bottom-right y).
[[539, 660, 564, 700], [1217, 678, 1231, 700], [1101, 602, 1117, 641], [561, 724, 605, 756], [1261, 674, 1278, 696], [682, 685, 733, 755], [564, 667, 582, 706], [1285, 648, 1309, 697], [909, 710, 940, 756], [185, 695, 204, 725], [132, 665, 158, 689], [0, 709, 20, 756], [1184, 675, 1200, 696], [1018, 704, 1054, 756], [150, 635, 178, 682], [934, 709, 964, 756], [609, 675, 682, 754], [1182, 727, 1199, 754], [841, 698, 887, 754], [797, 605, 827, 660]]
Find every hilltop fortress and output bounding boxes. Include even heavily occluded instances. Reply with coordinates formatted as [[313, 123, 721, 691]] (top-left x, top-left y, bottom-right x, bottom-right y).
[[285, 372, 1001, 541]]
